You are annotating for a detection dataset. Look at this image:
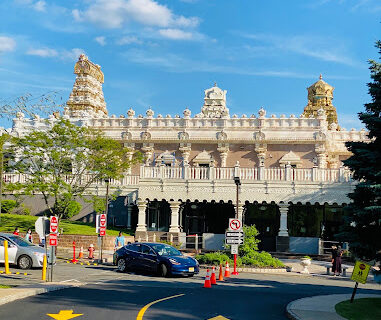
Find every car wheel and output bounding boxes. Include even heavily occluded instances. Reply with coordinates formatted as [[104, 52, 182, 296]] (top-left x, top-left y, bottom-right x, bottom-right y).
[[159, 263, 169, 277], [117, 258, 127, 272], [18, 255, 33, 270]]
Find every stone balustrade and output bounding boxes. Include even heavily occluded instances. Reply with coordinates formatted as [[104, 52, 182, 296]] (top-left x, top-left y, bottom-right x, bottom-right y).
[[2, 165, 352, 186]]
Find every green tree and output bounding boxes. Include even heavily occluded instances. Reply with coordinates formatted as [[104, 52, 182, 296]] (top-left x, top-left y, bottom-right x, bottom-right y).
[[339, 41, 381, 263], [8, 118, 142, 220]]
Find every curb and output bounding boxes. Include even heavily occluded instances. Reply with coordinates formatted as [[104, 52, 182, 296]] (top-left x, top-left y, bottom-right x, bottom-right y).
[[199, 265, 288, 273], [0, 283, 82, 306], [285, 298, 303, 320]]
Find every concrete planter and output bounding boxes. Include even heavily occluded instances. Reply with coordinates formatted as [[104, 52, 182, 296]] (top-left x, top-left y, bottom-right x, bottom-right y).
[[300, 258, 311, 274]]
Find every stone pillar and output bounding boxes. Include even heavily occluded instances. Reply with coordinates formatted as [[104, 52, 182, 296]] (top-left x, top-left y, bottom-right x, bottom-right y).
[[276, 203, 289, 252], [126, 151, 134, 175], [220, 151, 228, 167], [317, 152, 327, 169], [136, 199, 147, 232], [169, 201, 181, 233], [278, 204, 289, 236]]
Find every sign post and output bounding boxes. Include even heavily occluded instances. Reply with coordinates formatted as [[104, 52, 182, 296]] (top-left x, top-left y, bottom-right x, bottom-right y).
[[227, 218, 243, 276], [350, 260, 371, 303], [49, 216, 58, 282]]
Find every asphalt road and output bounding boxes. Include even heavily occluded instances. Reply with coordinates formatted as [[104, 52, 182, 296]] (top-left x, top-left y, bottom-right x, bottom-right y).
[[1, 262, 380, 320]]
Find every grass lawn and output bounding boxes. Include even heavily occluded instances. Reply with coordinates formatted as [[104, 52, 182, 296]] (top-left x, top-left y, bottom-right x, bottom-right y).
[[0, 213, 133, 236], [335, 298, 381, 320], [0, 285, 12, 288]]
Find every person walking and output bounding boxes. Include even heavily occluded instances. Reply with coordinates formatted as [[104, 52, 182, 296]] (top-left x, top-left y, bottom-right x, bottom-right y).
[[13, 227, 19, 236], [114, 231, 125, 251], [332, 245, 343, 276], [25, 228, 33, 243]]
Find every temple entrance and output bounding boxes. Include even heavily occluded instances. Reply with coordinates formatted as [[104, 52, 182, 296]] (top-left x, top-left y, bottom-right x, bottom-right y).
[[244, 202, 280, 252], [146, 200, 170, 232], [181, 201, 235, 235]]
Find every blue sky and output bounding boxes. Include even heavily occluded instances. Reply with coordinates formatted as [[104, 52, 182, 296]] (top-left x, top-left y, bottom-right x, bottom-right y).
[[0, 0, 380, 129]]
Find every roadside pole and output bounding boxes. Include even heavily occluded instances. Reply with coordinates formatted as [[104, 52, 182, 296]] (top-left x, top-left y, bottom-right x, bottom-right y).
[[4, 240, 10, 274], [350, 261, 371, 303], [42, 254, 47, 281], [232, 176, 241, 276], [49, 216, 58, 282], [101, 178, 110, 263]]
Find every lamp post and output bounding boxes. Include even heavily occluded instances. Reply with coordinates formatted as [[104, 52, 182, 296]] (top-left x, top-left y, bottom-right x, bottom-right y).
[[233, 176, 241, 276]]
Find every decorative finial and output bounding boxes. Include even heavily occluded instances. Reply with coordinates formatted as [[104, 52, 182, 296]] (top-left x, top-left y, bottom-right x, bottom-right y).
[[214, 82, 217, 87], [319, 74, 323, 80]]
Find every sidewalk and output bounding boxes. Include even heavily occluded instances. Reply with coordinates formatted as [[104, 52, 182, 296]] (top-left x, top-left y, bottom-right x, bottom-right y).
[[0, 281, 84, 306], [286, 293, 381, 320]]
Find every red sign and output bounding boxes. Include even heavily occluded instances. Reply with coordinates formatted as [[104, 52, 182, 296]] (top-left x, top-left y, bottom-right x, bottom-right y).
[[100, 226, 106, 236], [50, 216, 58, 233], [49, 233, 57, 246], [100, 214, 107, 227], [229, 219, 242, 231]]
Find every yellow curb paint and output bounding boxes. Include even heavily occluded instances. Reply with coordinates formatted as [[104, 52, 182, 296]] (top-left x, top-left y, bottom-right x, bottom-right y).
[[87, 263, 90, 265], [80, 263, 83, 265], [136, 294, 185, 320], [93, 263, 97, 266], [66, 261, 70, 264], [16, 272, 20, 275], [24, 273, 28, 276]]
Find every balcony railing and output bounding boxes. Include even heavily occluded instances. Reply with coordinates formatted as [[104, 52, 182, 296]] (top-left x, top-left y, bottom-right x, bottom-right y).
[[140, 165, 352, 183], [2, 166, 352, 186]]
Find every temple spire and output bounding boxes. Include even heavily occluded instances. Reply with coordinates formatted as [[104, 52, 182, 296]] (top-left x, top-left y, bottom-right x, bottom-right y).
[[66, 54, 108, 118]]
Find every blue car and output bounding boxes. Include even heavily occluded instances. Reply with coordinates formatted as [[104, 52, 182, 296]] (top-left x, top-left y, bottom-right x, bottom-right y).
[[113, 242, 199, 277]]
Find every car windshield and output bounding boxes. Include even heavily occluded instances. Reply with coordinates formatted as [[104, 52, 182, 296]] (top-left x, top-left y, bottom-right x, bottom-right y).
[[8, 236, 34, 247], [150, 244, 182, 256]]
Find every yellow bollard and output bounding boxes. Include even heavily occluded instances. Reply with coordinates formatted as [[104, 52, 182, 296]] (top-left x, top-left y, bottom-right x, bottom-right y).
[[4, 240, 10, 274], [42, 254, 47, 281]]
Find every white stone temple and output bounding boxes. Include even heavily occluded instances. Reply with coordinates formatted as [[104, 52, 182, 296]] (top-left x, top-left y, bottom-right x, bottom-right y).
[[6, 55, 369, 253]]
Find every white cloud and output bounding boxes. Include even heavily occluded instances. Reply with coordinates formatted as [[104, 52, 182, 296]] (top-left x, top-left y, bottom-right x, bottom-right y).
[[159, 28, 194, 40], [116, 36, 142, 45], [240, 33, 357, 66], [26, 47, 58, 57], [25, 47, 85, 61], [61, 48, 86, 61], [72, 0, 199, 29], [95, 36, 106, 46], [0, 36, 16, 53], [33, 0, 46, 12], [15, 0, 47, 12]]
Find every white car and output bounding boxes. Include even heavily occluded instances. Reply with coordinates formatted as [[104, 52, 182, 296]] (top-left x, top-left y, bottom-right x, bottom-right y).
[[0, 233, 47, 269]]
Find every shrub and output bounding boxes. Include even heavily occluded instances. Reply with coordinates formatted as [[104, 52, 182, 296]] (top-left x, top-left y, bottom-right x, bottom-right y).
[[1, 200, 17, 213], [14, 203, 31, 215], [239, 225, 260, 256], [65, 201, 82, 218], [241, 251, 285, 268], [195, 252, 233, 266]]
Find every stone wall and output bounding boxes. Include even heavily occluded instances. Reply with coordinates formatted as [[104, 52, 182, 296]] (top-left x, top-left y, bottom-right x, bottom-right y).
[[21, 233, 134, 251]]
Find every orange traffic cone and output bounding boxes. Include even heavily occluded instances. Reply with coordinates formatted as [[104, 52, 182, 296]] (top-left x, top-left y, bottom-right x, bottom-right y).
[[78, 246, 84, 259], [204, 269, 212, 288], [224, 261, 230, 278], [218, 263, 224, 281], [211, 266, 217, 285]]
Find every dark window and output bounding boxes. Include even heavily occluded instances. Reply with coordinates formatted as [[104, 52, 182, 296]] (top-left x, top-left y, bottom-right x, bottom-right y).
[[128, 244, 141, 252], [141, 245, 152, 255], [199, 163, 209, 168]]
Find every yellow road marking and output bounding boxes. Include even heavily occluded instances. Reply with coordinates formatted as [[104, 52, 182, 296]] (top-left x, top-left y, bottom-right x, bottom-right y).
[[208, 316, 231, 320], [46, 310, 83, 320], [136, 293, 185, 320]]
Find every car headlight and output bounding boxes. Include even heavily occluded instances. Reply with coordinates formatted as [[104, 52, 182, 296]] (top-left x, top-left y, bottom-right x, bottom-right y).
[[33, 252, 44, 260], [169, 258, 181, 265]]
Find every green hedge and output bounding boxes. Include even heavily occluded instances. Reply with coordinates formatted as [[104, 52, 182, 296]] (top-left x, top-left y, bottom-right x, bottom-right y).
[[195, 225, 285, 268]]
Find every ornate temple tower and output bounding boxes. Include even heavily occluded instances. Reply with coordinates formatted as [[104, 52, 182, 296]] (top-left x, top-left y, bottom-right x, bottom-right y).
[[65, 54, 108, 118], [199, 83, 229, 118], [302, 75, 338, 127]]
